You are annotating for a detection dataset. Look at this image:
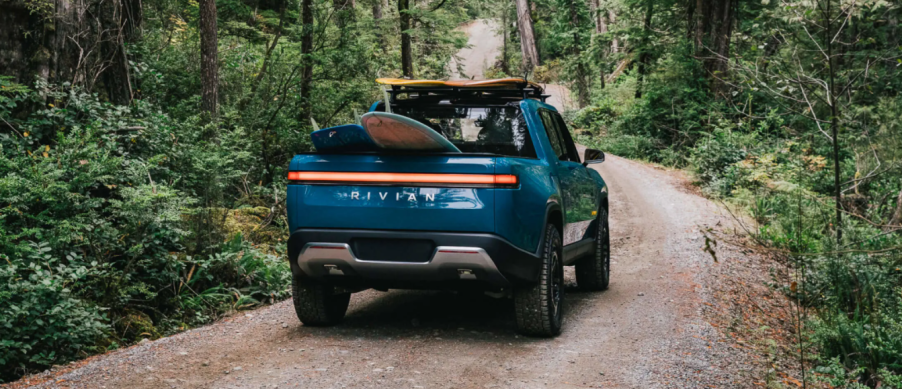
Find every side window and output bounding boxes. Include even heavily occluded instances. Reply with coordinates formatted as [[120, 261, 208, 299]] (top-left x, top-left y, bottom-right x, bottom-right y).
[[539, 110, 568, 161], [553, 114, 581, 163]]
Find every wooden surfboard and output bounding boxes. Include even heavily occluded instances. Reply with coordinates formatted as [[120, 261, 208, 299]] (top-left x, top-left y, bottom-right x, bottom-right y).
[[360, 112, 461, 153]]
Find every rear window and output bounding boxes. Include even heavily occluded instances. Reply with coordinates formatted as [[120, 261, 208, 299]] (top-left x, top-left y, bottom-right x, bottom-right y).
[[393, 105, 537, 158]]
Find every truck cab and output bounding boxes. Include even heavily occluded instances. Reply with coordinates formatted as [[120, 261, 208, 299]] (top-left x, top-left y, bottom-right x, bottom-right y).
[[286, 79, 610, 336]]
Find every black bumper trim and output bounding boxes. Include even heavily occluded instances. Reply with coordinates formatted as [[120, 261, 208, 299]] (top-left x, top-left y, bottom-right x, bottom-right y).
[[287, 228, 542, 287]]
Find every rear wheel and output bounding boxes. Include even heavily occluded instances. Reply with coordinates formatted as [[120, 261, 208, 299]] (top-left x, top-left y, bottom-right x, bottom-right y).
[[291, 275, 351, 326], [514, 223, 564, 337], [575, 206, 610, 291]]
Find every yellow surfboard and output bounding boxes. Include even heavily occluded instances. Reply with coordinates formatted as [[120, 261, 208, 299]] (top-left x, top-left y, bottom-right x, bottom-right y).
[[375, 78, 448, 87], [377, 78, 543, 93]]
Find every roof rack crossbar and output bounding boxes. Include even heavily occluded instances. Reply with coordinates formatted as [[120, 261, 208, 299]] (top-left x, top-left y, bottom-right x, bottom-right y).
[[385, 85, 548, 103]]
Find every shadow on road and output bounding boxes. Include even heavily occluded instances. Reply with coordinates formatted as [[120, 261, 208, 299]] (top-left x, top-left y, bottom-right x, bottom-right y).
[[296, 276, 606, 342]]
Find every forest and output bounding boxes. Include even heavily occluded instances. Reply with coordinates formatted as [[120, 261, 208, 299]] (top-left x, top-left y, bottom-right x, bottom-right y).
[[0, 0, 900, 385]]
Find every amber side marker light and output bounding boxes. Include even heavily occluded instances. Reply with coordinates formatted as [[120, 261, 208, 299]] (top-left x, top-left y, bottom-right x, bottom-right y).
[[287, 171, 518, 187]]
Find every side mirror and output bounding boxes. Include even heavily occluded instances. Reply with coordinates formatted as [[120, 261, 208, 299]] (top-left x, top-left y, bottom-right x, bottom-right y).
[[583, 148, 605, 166]]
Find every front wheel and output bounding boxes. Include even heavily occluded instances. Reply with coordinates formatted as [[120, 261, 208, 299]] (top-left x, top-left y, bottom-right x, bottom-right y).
[[291, 275, 351, 326], [514, 223, 564, 337], [575, 206, 610, 291]]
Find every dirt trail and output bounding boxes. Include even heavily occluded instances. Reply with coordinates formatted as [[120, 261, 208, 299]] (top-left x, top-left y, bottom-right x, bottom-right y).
[[13, 155, 761, 389], [449, 19, 574, 112], [8, 21, 765, 389], [448, 20, 502, 81]]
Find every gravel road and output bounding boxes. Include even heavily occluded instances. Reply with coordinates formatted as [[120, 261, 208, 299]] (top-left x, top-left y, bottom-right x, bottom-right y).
[[9, 20, 767, 389], [12, 154, 762, 389], [448, 20, 501, 81], [447, 19, 573, 112]]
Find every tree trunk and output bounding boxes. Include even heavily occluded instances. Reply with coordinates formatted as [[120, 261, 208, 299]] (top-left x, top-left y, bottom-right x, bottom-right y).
[[501, 8, 510, 74], [593, 3, 609, 88], [570, 0, 588, 107], [634, 0, 654, 99], [825, 0, 842, 243], [608, 10, 619, 53], [694, 0, 708, 52], [300, 0, 314, 121], [399, 0, 413, 77], [514, 0, 540, 73], [710, 0, 733, 94], [693, 0, 734, 95], [372, 0, 385, 52], [199, 0, 219, 118], [0, 0, 140, 104], [589, 0, 603, 34], [101, 0, 141, 105], [888, 190, 902, 230]]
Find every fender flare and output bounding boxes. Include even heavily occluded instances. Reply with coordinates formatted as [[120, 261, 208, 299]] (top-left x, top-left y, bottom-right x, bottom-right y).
[[536, 198, 564, 256]]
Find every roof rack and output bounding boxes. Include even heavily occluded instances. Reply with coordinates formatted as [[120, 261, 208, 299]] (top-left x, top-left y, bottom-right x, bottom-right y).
[[375, 78, 550, 104], [386, 85, 549, 104]]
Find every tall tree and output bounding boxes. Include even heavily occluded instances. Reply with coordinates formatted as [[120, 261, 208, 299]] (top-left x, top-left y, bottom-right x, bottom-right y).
[[634, 0, 654, 98], [515, 0, 540, 73], [198, 0, 219, 118], [591, 0, 609, 88], [0, 0, 141, 104], [372, 0, 386, 52], [103, 0, 143, 105], [608, 9, 619, 53], [569, 0, 589, 107], [399, 0, 414, 77], [824, 0, 842, 242], [589, 0, 603, 34], [300, 0, 314, 120], [692, 0, 735, 94]]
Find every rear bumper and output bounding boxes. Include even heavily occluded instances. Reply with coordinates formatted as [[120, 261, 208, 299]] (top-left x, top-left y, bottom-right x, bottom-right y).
[[287, 229, 542, 288]]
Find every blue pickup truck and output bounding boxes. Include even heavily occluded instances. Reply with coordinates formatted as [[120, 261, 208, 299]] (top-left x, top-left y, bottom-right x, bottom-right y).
[[286, 79, 610, 336]]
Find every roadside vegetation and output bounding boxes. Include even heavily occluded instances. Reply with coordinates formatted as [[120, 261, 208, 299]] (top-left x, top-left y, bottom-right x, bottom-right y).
[[528, 0, 900, 386], [0, 0, 470, 381], [1, 0, 899, 385]]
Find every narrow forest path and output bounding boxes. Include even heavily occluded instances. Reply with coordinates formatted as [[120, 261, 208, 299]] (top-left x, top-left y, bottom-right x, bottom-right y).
[[6, 18, 784, 389], [449, 19, 574, 112]]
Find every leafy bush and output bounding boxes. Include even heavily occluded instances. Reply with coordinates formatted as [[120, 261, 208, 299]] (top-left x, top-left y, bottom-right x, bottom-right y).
[[0, 79, 291, 380], [0, 244, 108, 378]]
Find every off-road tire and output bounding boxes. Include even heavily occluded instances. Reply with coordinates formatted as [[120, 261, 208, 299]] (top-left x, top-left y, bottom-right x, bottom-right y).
[[291, 275, 351, 326], [575, 206, 610, 291], [514, 223, 564, 337]]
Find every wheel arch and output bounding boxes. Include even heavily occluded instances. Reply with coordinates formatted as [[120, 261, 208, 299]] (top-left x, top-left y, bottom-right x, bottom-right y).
[[543, 200, 564, 243]]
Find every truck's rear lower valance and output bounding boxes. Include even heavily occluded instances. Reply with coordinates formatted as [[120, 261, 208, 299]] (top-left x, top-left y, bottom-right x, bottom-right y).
[[287, 171, 517, 188]]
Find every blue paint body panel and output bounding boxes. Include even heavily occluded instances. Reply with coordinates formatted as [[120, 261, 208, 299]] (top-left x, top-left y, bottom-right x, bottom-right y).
[[287, 154, 496, 234], [287, 97, 607, 258]]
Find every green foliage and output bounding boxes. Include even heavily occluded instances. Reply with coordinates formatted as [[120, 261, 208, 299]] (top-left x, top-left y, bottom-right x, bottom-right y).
[[0, 244, 108, 377], [1, 0, 473, 379], [0, 78, 290, 380], [564, 0, 902, 383]]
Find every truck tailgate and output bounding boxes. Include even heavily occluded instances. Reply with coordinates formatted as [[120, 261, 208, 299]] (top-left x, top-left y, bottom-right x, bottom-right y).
[[287, 154, 498, 233]]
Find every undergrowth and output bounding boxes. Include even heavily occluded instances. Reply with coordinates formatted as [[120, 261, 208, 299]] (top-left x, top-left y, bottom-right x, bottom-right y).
[[572, 70, 902, 387]]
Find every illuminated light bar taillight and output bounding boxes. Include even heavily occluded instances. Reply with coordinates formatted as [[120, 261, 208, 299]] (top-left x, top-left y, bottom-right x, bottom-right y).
[[287, 171, 518, 188]]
